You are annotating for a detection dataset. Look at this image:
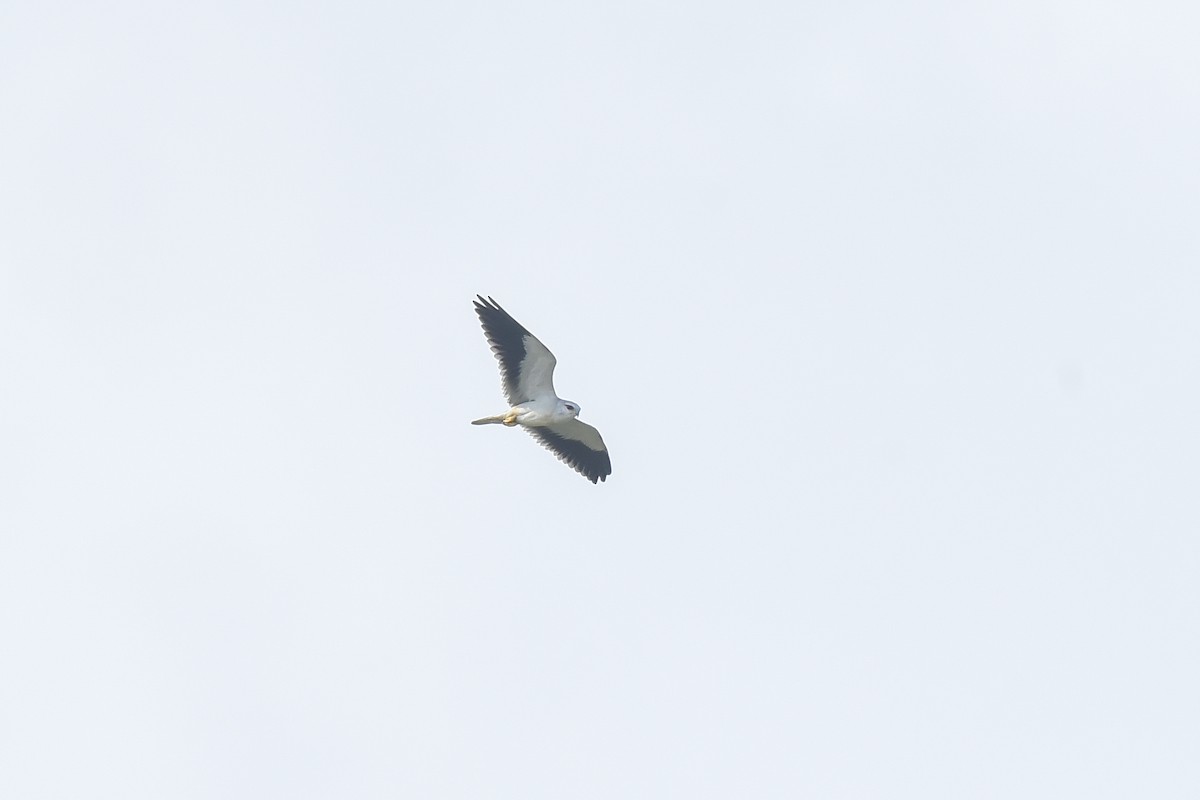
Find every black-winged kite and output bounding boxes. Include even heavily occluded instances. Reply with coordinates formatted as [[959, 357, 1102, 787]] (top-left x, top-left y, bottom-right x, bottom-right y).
[[471, 295, 612, 484]]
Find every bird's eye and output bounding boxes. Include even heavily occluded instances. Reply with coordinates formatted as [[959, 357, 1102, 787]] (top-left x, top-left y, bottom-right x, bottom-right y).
[[566, 405, 575, 411]]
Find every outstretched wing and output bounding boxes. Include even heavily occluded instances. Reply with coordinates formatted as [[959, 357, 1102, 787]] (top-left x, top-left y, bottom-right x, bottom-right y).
[[474, 295, 557, 405], [527, 419, 612, 484]]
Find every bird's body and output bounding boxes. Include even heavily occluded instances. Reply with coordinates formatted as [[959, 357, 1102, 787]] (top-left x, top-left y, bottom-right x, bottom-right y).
[[471, 295, 612, 483], [470, 397, 572, 428]]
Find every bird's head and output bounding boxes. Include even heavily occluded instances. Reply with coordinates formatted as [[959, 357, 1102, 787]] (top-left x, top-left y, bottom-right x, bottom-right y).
[[560, 400, 582, 419]]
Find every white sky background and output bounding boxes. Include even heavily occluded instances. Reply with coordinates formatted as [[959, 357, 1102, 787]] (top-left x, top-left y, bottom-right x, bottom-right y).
[[2, 1, 1198, 797]]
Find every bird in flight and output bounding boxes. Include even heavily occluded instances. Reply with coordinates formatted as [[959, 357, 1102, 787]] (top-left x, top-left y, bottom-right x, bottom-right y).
[[471, 295, 612, 483]]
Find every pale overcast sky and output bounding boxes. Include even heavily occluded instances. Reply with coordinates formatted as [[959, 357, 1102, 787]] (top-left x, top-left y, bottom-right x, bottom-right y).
[[2, 1, 1198, 798]]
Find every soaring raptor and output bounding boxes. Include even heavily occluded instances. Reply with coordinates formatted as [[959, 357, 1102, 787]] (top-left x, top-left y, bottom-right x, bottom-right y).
[[471, 295, 612, 483]]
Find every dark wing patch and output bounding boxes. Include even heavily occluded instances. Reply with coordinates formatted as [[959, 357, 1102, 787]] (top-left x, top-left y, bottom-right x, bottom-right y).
[[474, 295, 530, 404], [527, 427, 612, 484]]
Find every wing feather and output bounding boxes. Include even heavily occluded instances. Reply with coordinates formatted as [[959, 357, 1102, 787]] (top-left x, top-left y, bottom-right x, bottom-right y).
[[527, 420, 612, 484], [473, 295, 557, 405]]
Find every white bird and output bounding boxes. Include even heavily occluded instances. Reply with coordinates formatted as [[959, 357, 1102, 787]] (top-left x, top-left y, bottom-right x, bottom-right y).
[[471, 295, 612, 483]]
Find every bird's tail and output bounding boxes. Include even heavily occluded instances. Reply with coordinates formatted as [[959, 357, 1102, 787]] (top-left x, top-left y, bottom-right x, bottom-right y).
[[471, 415, 504, 425]]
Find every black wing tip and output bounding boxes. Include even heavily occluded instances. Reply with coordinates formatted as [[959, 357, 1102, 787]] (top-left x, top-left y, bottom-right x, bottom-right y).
[[591, 457, 612, 484], [473, 295, 531, 340], [472, 294, 511, 324], [528, 427, 612, 484]]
